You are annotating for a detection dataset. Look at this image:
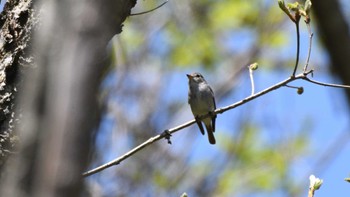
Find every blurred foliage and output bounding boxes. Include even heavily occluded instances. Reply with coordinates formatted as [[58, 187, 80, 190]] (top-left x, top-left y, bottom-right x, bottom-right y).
[[86, 0, 322, 196], [119, 0, 293, 70]]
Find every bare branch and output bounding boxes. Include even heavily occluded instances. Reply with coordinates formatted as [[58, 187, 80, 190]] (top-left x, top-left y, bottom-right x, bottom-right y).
[[130, 0, 168, 16], [284, 84, 304, 95], [303, 22, 313, 72], [248, 63, 258, 95], [249, 68, 255, 95], [292, 18, 301, 76], [302, 77, 350, 89]]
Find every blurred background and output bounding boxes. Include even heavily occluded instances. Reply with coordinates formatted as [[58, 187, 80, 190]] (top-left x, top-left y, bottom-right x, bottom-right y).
[[86, 0, 350, 196]]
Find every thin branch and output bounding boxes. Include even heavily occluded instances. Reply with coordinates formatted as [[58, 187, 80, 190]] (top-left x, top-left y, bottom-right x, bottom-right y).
[[248, 64, 257, 95], [303, 22, 313, 72], [249, 68, 255, 95], [285, 84, 299, 89], [292, 18, 301, 76], [308, 188, 315, 197], [130, 0, 169, 16], [302, 77, 350, 89]]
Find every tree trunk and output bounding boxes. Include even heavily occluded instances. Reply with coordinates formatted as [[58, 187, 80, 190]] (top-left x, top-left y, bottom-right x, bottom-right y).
[[313, 0, 350, 104], [0, 0, 35, 171]]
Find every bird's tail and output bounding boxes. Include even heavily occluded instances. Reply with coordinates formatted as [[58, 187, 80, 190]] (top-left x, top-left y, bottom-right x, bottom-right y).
[[205, 123, 216, 145]]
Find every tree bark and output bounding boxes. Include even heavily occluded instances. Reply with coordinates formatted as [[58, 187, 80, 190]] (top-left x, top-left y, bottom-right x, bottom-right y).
[[0, 0, 35, 171]]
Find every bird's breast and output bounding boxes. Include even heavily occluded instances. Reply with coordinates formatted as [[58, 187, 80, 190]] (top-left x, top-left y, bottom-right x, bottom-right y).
[[189, 88, 214, 115]]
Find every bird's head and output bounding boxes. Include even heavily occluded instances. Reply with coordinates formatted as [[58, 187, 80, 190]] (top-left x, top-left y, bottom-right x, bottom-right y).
[[186, 72, 206, 84]]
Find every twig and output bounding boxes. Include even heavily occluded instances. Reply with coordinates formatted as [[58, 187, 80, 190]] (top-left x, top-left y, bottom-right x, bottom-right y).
[[249, 68, 255, 95], [292, 17, 301, 76], [302, 77, 350, 89], [308, 187, 315, 197], [285, 84, 299, 89], [303, 22, 313, 72], [130, 0, 169, 16], [248, 63, 258, 95]]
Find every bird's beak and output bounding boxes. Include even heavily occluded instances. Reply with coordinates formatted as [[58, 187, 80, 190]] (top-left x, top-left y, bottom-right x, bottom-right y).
[[186, 74, 192, 79]]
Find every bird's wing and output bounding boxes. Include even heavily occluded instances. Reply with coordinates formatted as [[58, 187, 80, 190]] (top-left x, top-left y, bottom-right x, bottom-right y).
[[208, 86, 216, 109], [208, 86, 217, 132]]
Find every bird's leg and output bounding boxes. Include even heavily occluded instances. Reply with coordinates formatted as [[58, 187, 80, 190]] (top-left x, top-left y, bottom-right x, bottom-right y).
[[161, 129, 172, 144]]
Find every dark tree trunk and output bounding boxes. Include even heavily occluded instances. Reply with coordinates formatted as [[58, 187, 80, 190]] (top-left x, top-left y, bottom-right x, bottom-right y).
[[313, 0, 350, 104], [0, 0, 35, 171]]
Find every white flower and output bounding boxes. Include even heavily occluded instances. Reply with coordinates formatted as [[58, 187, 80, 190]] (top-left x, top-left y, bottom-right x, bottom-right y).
[[309, 174, 323, 190]]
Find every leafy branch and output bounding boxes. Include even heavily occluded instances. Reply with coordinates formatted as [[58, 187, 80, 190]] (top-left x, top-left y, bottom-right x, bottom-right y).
[[82, 0, 350, 177]]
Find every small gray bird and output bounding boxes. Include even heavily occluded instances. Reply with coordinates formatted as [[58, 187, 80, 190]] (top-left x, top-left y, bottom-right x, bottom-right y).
[[187, 72, 217, 144]]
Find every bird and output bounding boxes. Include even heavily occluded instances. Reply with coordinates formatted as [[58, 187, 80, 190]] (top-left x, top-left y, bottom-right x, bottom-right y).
[[187, 72, 217, 144]]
